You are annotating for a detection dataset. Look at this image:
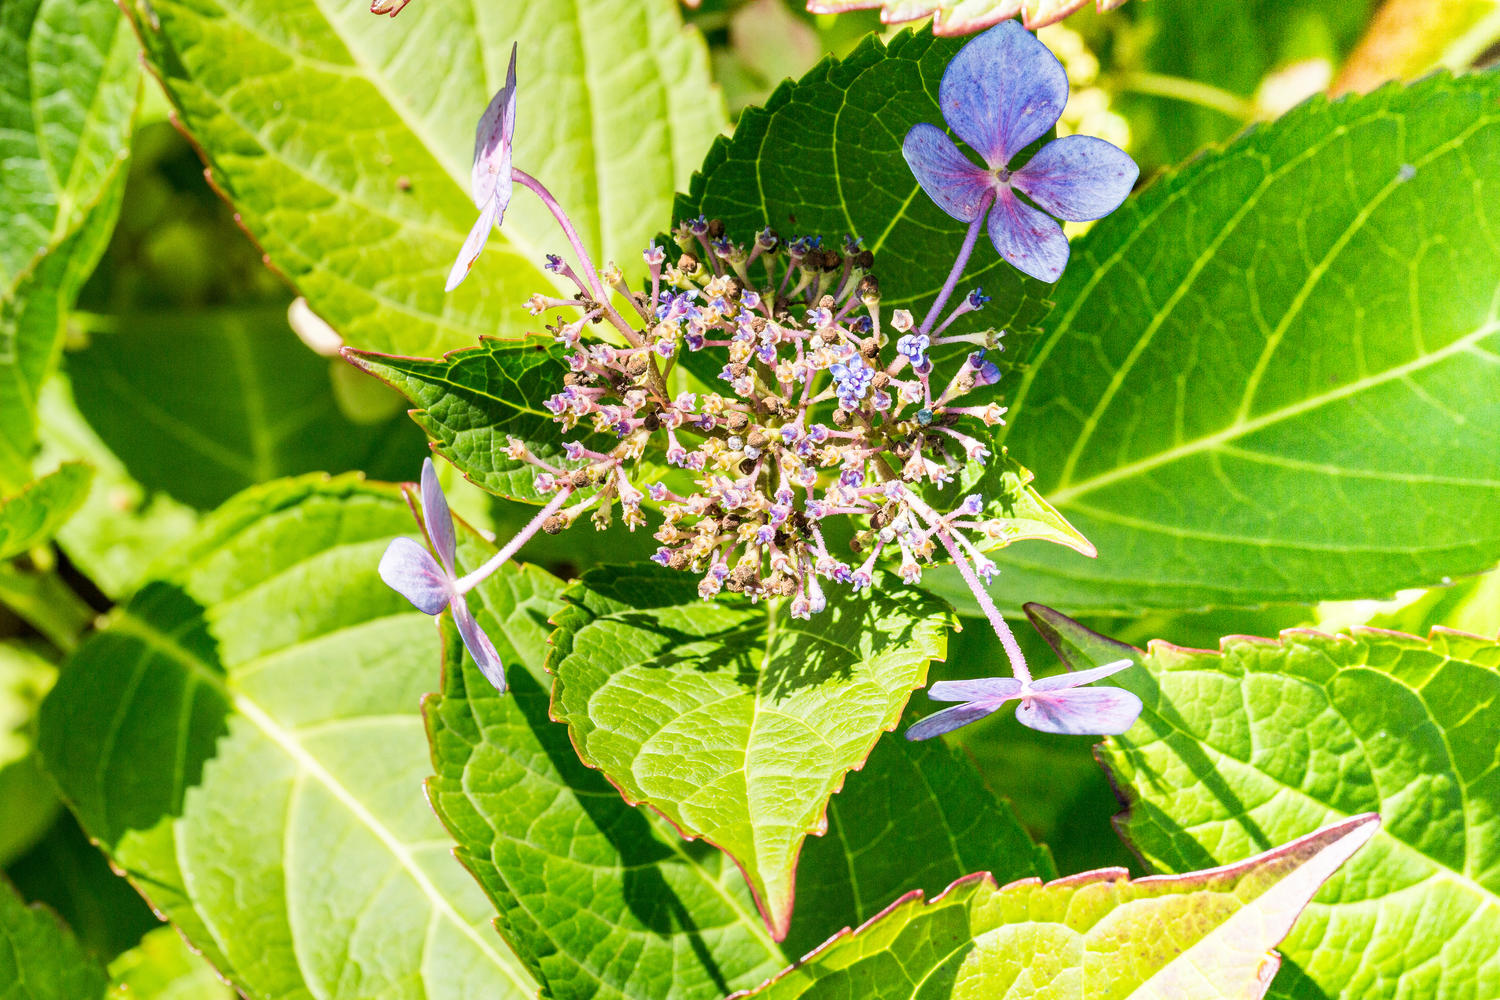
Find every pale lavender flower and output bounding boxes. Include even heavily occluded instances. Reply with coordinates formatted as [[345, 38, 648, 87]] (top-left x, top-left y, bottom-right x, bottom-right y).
[[379, 459, 507, 690], [446, 44, 519, 291], [902, 20, 1137, 283], [906, 659, 1142, 739]]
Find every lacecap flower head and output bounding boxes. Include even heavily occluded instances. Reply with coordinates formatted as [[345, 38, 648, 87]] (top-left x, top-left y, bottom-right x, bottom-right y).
[[903, 20, 1138, 282]]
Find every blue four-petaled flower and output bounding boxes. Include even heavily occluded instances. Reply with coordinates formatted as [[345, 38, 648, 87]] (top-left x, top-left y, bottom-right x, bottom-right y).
[[903, 20, 1138, 283], [446, 44, 519, 292], [907, 659, 1143, 739]]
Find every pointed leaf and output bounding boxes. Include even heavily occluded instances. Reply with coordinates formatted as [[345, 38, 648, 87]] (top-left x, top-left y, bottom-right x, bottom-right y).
[[547, 563, 953, 939], [37, 474, 535, 999], [736, 814, 1379, 999], [0, 463, 91, 563], [0, 643, 60, 868], [968, 73, 1500, 612], [347, 338, 577, 501], [1, 0, 139, 489], [428, 541, 1044, 997], [126, 0, 725, 357], [1029, 604, 1500, 1000], [0, 876, 109, 1000]]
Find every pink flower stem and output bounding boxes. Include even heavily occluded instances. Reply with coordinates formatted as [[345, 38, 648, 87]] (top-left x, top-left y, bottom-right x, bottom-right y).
[[933, 525, 1030, 684], [918, 191, 994, 338], [512, 169, 641, 347], [456, 487, 575, 594]]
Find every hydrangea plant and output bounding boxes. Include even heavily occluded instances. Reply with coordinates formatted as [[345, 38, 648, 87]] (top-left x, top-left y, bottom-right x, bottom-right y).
[[4, 0, 1498, 997]]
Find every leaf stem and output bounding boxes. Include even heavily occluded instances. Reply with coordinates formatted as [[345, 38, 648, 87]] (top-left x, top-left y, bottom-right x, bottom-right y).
[[1116, 72, 1255, 120]]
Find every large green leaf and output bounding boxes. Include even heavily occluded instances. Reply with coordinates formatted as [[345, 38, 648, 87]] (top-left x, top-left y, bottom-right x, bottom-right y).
[[37, 474, 535, 999], [66, 306, 425, 510], [0, 463, 90, 563], [0, 0, 138, 489], [548, 563, 952, 939], [676, 29, 1053, 348], [428, 547, 1045, 998], [1028, 604, 1500, 1000], [127, 0, 726, 358], [0, 876, 108, 1000], [347, 338, 575, 501], [966, 73, 1500, 612], [736, 813, 1379, 999]]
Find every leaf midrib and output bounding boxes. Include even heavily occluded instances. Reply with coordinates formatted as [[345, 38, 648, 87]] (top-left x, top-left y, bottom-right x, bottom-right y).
[[1048, 320, 1499, 506]]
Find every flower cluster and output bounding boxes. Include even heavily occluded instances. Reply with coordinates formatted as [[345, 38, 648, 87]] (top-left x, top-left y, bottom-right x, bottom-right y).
[[379, 21, 1143, 739]]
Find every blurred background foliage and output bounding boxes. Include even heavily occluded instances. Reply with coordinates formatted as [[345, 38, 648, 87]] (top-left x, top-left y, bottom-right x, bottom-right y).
[[3, 0, 1499, 981]]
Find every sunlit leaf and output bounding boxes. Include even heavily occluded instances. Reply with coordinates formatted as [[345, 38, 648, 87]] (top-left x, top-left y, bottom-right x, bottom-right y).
[[0, 463, 91, 563], [127, 0, 726, 357], [736, 814, 1379, 999], [1029, 604, 1500, 999], [37, 474, 535, 999], [0, 0, 138, 489], [548, 563, 952, 939]]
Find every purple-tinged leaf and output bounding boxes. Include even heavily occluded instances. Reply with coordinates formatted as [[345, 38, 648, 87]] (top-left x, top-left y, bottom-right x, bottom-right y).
[[733, 813, 1380, 999]]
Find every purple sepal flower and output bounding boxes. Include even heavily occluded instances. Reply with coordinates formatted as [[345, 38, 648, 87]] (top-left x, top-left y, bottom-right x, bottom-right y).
[[905, 659, 1142, 740], [446, 44, 519, 292], [378, 459, 508, 691], [901, 21, 1138, 283]]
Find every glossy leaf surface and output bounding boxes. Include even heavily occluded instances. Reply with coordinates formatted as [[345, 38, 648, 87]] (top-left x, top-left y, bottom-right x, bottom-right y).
[[1029, 604, 1500, 1000], [127, 0, 725, 357], [429, 544, 1044, 997], [973, 74, 1500, 611], [548, 564, 952, 940]]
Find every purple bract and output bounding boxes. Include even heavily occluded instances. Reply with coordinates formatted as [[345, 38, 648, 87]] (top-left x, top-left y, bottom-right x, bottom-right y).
[[906, 658, 1142, 739], [446, 44, 519, 292], [902, 20, 1138, 283]]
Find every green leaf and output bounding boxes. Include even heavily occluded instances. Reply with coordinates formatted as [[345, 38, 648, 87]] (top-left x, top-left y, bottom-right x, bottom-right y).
[[548, 563, 952, 939], [33, 373, 198, 599], [65, 306, 425, 510], [37, 474, 535, 999], [957, 450, 1094, 557], [676, 30, 1052, 349], [0, 876, 109, 1000], [0, 643, 60, 868], [1028, 604, 1500, 1000], [737, 813, 1379, 999], [107, 927, 233, 1000], [0, 463, 91, 563], [974, 73, 1500, 612], [127, 0, 726, 358], [0, 0, 139, 489], [347, 338, 575, 501], [428, 542, 1045, 997]]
